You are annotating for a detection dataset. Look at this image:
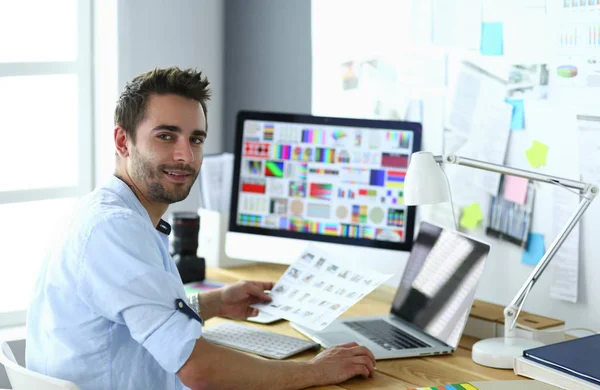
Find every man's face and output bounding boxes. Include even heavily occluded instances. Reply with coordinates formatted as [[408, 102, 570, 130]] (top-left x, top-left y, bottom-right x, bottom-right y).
[[127, 94, 207, 204]]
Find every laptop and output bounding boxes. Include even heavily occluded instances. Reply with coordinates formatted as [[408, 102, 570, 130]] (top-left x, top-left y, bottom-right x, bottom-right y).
[[291, 221, 490, 360]]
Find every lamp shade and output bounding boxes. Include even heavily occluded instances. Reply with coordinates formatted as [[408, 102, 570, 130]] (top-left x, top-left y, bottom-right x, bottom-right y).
[[404, 152, 450, 205]]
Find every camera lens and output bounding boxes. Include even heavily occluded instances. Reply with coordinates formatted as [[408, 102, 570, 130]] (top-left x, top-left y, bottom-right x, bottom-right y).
[[172, 212, 200, 256]]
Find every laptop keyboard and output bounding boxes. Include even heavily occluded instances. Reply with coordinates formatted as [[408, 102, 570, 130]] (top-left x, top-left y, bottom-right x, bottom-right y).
[[344, 319, 431, 351]]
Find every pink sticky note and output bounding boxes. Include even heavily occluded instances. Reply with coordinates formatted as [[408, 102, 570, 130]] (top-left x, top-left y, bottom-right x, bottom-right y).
[[504, 175, 528, 205]]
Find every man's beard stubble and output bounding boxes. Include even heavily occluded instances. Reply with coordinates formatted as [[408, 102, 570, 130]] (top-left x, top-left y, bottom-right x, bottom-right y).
[[130, 147, 199, 204]]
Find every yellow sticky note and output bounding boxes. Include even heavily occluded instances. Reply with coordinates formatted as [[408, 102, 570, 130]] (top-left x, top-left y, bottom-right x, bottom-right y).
[[460, 203, 483, 230], [525, 140, 548, 168]]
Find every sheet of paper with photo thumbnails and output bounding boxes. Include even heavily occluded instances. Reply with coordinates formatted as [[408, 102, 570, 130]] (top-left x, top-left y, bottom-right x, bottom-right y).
[[252, 244, 392, 331]]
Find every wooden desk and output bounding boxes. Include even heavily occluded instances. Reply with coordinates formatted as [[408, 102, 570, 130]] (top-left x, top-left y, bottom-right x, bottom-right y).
[[205, 263, 526, 390]]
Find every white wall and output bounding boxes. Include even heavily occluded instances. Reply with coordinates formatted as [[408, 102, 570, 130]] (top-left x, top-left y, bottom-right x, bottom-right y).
[[222, 0, 313, 152], [95, 0, 225, 215]]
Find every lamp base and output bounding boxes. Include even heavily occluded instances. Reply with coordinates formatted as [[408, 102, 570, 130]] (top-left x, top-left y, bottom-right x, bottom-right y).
[[471, 337, 544, 369]]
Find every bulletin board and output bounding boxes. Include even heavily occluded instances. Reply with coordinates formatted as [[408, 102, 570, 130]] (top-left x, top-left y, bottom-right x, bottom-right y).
[[311, 0, 600, 330]]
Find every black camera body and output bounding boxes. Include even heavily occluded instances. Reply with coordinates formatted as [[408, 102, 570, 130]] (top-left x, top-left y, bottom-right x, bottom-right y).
[[172, 212, 205, 283]]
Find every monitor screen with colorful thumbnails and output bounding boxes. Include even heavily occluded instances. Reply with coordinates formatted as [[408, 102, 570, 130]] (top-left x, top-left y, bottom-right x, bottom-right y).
[[225, 111, 422, 270]]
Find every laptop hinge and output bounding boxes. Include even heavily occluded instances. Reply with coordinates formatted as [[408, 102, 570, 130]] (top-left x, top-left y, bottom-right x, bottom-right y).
[[388, 314, 454, 350]]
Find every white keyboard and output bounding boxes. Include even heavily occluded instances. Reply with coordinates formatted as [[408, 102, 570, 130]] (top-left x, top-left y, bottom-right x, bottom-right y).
[[202, 322, 320, 360]]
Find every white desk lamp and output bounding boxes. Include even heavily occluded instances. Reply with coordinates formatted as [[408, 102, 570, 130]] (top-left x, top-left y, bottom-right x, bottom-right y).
[[404, 151, 598, 369]]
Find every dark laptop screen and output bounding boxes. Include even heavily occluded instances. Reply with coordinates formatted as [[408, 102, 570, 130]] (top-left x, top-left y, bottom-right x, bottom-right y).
[[391, 222, 490, 348]]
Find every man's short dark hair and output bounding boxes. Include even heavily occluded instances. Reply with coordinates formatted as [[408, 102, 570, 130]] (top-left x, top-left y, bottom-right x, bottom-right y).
[[114, 67, 211, 143]]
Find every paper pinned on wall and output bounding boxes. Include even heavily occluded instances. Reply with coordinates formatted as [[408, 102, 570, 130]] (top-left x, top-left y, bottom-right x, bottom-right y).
[[522, 232, 545, 265], [460, 203, 483, 229], [421, 96, 446, 156], [409, 0, 433, 46], [199, 153, 234, 213], [444, 63, 511, 200], [405, 99, 423, 122], [450, 96, 512, 197], [391, 49, 448, 90], [480, 22, 504, 56], [482, 0, 510, 21], [443, 130, 468, 155], [549, 186, 580, 303], [503, 175, 529, 205], [489, 181, 534, 245], [578, 114, 600, 187], [447, 67, 481, 134], [505, 98, 525, 130], [340, 58, 408, 121], [432, 0, 482, 50], [471, 101, 513, 195], [503, 13, 552, 62], [220, 153, 235, 213], [447, 61, 507, 136], [507, 64, 549, 101], [554, 56, 600, 95], [519, 0, 546, 11], [525, 140, 548, 168]]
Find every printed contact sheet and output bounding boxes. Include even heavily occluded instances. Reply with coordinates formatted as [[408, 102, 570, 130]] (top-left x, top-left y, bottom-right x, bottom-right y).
[[252, 244, 392, 331]]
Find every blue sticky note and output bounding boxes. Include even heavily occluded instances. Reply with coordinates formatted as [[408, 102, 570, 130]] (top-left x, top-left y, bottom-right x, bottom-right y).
[[505, 98, 525, 130], [522, 233, 545, 265], [481, 22, 504, 56]]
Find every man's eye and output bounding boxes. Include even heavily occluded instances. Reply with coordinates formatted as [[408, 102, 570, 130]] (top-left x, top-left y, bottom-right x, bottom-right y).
[[191, 137, 205, 145], [158, 134, 173, 141]]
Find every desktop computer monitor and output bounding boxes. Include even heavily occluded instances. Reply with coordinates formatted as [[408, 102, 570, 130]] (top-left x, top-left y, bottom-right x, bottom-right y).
[[225, 111, 422, 278]]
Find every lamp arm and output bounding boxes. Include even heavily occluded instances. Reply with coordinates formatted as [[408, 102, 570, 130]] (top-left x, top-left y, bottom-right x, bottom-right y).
[[504, 192, 595, 336], [436, 154, 599, 338], [441, 154, 590, 193]]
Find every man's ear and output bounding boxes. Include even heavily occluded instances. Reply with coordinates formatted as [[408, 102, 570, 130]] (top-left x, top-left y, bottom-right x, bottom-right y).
[[114, 125, 130, 158]]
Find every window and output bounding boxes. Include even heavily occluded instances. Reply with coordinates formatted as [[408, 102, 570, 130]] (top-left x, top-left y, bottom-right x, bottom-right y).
[[0, 0, 92, 325]]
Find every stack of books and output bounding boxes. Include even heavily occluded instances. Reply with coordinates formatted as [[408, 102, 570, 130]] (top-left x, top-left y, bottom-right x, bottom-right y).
[[514, 334, 600, 389]]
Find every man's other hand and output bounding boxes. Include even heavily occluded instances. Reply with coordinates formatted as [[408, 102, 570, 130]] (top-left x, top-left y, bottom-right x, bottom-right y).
[[217, 280, 275, 319], [308, 342, 376, 386]]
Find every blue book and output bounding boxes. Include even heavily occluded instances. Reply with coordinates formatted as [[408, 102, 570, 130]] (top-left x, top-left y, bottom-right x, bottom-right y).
[[523, 334, 600, 386]]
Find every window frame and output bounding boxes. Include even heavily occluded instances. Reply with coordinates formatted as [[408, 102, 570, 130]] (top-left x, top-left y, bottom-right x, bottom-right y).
[[0, 0, 93, 205], [0, 0, 93, 327]]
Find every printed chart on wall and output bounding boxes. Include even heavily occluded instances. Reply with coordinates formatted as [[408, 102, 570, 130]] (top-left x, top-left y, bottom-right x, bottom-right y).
[[236, 119, 416, 244], [252, 244, 392, 331], [551, 1, 600, 93]]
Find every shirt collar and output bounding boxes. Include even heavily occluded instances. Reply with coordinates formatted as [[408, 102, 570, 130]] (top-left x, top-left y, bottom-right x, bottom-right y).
[[106, 175, 172, 236]]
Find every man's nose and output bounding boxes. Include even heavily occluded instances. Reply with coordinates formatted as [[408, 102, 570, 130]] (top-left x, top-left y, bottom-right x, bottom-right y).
[[173, 139, 195, 163]]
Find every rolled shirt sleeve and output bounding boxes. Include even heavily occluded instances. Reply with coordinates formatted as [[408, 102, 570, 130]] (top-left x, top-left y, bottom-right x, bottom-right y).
[[77, 212, 202, 373]]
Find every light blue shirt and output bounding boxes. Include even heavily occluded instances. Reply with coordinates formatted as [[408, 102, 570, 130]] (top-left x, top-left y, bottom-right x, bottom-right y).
[[26, 175, 202, 390]]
